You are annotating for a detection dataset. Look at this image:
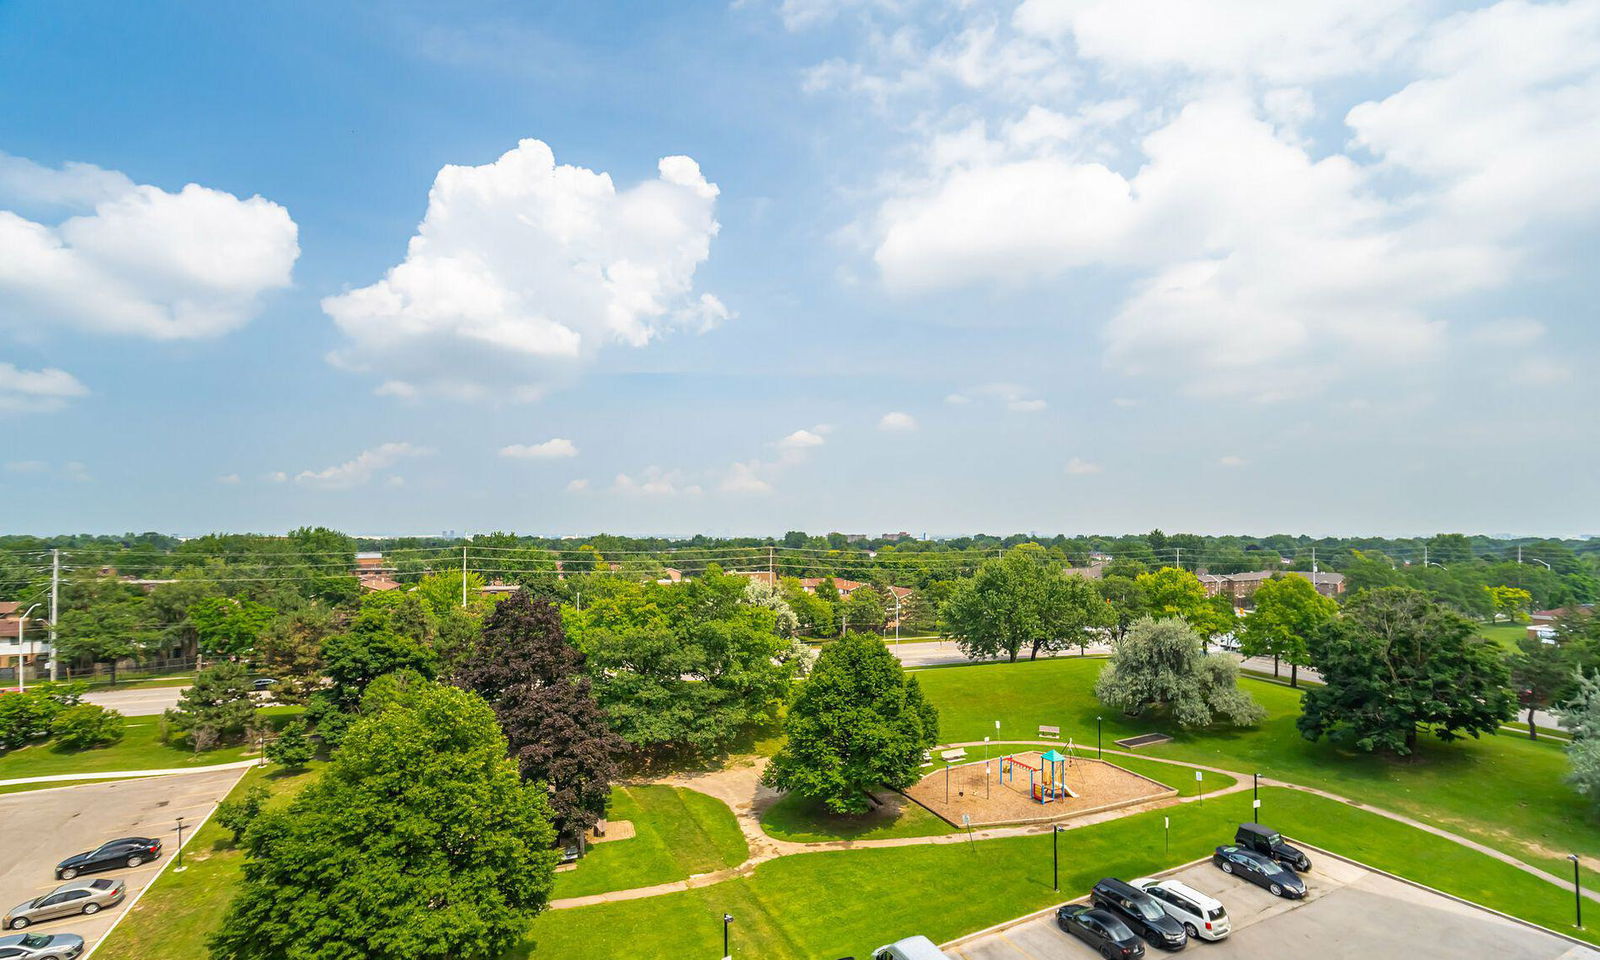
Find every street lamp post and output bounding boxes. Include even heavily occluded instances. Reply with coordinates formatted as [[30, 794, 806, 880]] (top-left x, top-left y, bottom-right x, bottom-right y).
[[1096, 716, 1102, 759], [1253, 773, 1260, 816], [16, 603, 42, 693], [1570, 855, 1583, 929], [1053, 825, 1065, 891], [722, 913, 734, 959], [174, 817, 187, 872]]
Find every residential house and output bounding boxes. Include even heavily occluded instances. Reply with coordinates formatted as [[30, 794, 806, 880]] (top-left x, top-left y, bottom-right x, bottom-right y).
[[1198, 570, 1346, 600]]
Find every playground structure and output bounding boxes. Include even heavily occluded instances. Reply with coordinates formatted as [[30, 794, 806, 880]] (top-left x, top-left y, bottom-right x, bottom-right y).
[[1000, 748, 1078, 803]]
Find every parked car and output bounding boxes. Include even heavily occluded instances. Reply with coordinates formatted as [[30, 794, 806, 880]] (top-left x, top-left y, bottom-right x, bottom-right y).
[[1090, 878, 1187, 950], [54, 838, 160, 880], [869, 935, 953, 960], [0, 932, 85, 959], [1212, 845, 1306, 899], [1130, 878, 1230, 942], [1234, 822, 1311, 872], [5, 880, 124, 929], [251, 677, 277, 692], [1055, 905, 1145, 959]]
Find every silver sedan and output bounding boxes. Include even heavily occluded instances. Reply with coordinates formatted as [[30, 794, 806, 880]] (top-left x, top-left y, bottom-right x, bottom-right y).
[[0, 932, 85, 959], [4, 880, 124, 929]]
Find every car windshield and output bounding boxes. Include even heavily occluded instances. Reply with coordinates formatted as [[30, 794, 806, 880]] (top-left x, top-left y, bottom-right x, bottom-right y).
[[1134, 899, 1164, 921], [19, 935, 47, 948], [1259, 859, 1289, 877]]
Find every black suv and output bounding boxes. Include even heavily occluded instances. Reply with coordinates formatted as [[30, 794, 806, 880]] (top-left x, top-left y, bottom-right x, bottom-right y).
[[1090, 878, 1187, 951], [1234, 823, 1311, 872]]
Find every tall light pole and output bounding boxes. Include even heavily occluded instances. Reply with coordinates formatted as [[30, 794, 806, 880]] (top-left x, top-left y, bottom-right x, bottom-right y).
[[174, 817, 187, 872], [722, 912, 734, 959], [1570, 855, 1583, 929], [48, 549, 59, 683], [16, 603, 41, 693], [1096, 716, 1102, 759], [1053, 824, 1066, 891]]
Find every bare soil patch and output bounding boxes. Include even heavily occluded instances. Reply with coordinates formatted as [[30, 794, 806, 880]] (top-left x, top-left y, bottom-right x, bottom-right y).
[[906, 755, 1174, 828]]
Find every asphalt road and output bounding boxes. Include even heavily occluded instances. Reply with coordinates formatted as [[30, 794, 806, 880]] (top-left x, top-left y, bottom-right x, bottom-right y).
[[949, 857, 1596, 960], [0, 769, 245, 951], [81, 686, 188, 717]]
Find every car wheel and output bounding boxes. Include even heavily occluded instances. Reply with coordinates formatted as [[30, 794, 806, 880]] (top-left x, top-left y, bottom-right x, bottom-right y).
[[1184, 923, 1198, 939], [59, 868, 78, 880], [83, 902, 101, 915], [1269, 882, 1283, 897], [1220, 862, 1233, 874], [1101, 948, 1115, 960], [10, 917, 27, 929], [126, 856, 144, 868]]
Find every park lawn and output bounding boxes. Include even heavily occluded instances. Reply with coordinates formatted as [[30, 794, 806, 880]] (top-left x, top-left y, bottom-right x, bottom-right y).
[[761, 789, 957, 843], [1480, 623, 1529, 652], [94, 762, 322, 960], [520, 786, 1600, 959], [553, 785, 749, 899], [0, 719, 253, 780], [914, 657, 1600, 881]]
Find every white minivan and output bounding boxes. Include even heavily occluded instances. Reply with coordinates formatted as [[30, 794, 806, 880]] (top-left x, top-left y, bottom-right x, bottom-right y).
[[1130, 877, 1231, 941], [871, 935, 954, 960]]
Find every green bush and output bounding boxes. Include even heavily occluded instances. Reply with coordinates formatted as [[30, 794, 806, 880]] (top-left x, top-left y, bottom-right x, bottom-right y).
[[49, 704, 125, 751], [264, 718, 314, 771], [0, 683, 88, 751], [214, 784, 270, 845]]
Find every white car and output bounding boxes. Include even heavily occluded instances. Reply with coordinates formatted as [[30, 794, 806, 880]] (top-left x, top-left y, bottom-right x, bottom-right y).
[[1130, 877, 1231, 941]]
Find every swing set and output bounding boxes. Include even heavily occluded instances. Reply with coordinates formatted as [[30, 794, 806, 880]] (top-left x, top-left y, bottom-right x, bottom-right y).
[[1000, 748, 1079, 803]]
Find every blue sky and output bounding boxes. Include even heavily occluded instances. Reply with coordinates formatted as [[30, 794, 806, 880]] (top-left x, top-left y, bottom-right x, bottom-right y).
[[2, 0, 1597, 538]]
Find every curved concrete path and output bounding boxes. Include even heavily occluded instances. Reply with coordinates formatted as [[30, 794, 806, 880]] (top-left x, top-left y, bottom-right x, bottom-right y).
[[550, 740, 1600, 912]]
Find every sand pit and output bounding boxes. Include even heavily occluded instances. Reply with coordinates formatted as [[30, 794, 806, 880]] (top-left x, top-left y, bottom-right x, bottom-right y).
[[905, 753, 1176, 828]]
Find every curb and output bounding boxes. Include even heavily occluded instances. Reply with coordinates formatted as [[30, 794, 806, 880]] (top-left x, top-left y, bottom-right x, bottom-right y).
[[1296, 842, 1598, 951], [0, 759, 259, 788], [83, 764, 252, 958]]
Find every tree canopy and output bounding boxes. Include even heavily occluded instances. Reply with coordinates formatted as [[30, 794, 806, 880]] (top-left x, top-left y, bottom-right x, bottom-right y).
[[763, 632, 939, 814], [209, 681, 558, 960], [1093, 617, 1266, 728], [1237, 575, 1337, 687], [943, 545, 1108, 662], [1298, 587, 1514, 755]]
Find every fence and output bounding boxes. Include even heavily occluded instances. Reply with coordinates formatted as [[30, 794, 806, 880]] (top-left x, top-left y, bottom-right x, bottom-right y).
[[60, 656, 199, 685]]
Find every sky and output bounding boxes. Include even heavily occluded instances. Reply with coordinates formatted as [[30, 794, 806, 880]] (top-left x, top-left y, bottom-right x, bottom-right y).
[[2, 0, 1597, 539]]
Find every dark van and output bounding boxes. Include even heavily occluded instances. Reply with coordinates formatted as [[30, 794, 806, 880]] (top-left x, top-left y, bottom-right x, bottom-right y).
[[1090, 878, 1188, 951]]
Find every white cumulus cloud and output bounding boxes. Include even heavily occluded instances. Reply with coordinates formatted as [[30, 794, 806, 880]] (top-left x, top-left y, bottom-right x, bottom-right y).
[[293, 442, 433, 490], [500, 438, 578, 460], [323, 138, 725, 400], [1064, 457, 1102, 475], [878, 411, 917, 431], [0, 362, 88, 413], [0, 152, 298, 340], [613, 466, 700, 496]]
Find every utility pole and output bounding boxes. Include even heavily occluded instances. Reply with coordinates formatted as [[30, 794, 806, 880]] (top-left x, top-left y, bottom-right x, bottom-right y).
[[48, 549, 59, 683], [767, 545, 774, 581], [1174, 546, 1181, 570], [461, 544, 468, 608]]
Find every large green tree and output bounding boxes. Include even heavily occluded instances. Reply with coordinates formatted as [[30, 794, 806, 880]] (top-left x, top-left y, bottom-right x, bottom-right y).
[[456, 591, 624, 840], [1299, 588, 1515, 755], [944, 545, 1108, 662], [209, 682, 557, 960], [165, 661, 256, 748], [1093, 617, 1266, 728], [1556, 671, 1600, 809], [762, 633, 939, 814], [1507, 635, 1573, 740], [1237, 575, 1337, 687], [1137, 567, 1234, 644], [187, 596, 276, 658]]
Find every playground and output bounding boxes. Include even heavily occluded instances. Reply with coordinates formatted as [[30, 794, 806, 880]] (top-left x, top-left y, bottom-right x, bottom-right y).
[[905, 749, 1175, 828]]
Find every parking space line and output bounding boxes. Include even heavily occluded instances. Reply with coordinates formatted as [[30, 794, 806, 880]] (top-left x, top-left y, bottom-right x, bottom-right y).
[[997, 932, 1046, 960]]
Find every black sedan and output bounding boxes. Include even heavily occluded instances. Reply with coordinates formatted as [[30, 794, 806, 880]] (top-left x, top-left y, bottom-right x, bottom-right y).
[[1056, 905, 1145, 959], [54, 838, 161, 880], [1212, 845, 1306, 899]]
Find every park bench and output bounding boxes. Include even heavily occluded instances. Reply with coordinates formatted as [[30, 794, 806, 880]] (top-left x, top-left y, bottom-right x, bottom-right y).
[[940, 747, 968, 763], [1039, 725, 1061, 739], [921, 750, 934, 768]]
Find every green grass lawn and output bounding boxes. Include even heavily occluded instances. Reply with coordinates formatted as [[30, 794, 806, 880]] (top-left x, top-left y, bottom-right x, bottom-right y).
[[761, 789, 957, 843], [520, 786, 1600, 959], [553, 785, 749, 899], [914, 657, 1599, 881], [94, 762, 322, 960], [0, 706, 305, 781], [1480, 622, 1530, 652]]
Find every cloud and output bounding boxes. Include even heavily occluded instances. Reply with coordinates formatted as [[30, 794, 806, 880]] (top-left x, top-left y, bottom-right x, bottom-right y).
[[266, 471, 288, 484], [323, 138, 724, 400], [948, 383, 1047, 412], [565, 478, 590, 492], [878, 411, 918, 431], [500, 438, 578, 460], [0, 153, 297, 340], [0, 363, 88, 413], [293, 442, 432, 490], [721, 425, 831, 493], [216, 473, 241, 485], [1064, 457, 1102, 475], [2, 459, 89, 481], [3, 460, 48, 474], [613, 466, 700, 496], [1218, 455, 1247, 467]]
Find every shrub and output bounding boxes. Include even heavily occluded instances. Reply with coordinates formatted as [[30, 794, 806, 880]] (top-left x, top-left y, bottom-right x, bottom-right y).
[[215, 784, 271, 845], [0, 683, 87, 751], [264, 718, 314, 772], [49, 704, 125, 751]]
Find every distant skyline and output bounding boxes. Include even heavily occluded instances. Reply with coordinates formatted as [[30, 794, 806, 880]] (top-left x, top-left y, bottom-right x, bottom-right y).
[[4, 1, 1598, 537]]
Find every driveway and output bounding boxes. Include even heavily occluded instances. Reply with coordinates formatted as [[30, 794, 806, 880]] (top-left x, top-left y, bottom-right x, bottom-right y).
[[82, 686, 188, 717], [0, 769, 245, 951], [949, 856, 1596, 960]]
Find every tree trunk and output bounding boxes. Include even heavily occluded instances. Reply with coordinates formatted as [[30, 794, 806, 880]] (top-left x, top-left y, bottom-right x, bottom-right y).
[[109, 659, 118, 686], [1273, 655, 1279, 679], [1289, 663, 1298, 689], [1029, 640, 1040, 660], [1404, 725, 1418, 754], [1008, 646, 1019, 663], [1527, 705, 1538, 741]]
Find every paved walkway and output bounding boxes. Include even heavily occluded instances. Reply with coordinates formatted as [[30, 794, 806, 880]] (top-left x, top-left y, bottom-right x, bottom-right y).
[[550, 740, 1600, 913]]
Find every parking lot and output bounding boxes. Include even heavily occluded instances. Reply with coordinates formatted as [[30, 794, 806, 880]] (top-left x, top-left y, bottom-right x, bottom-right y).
[[0, 769, 245, 951], [949, 856, 1599, 960]]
